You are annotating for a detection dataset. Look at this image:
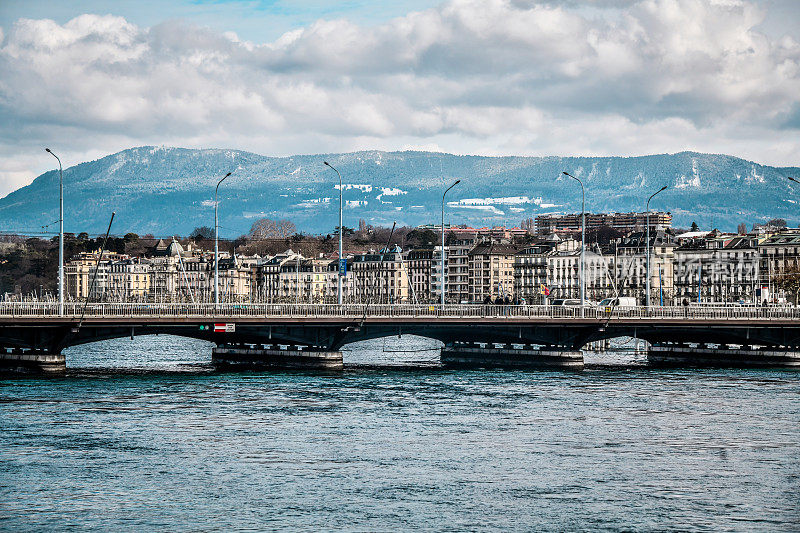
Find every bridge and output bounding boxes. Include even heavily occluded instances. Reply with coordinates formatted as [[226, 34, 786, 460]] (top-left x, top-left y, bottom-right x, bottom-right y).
[[2, 303, 800, 372]]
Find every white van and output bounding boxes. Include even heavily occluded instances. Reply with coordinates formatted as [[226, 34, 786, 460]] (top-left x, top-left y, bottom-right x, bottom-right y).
[[550, 298, 582, 306], [598, 297, 637, 307]]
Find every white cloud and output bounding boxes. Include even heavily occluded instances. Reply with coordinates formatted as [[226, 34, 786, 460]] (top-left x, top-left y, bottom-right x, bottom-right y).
[[0, 0, 799, 196]]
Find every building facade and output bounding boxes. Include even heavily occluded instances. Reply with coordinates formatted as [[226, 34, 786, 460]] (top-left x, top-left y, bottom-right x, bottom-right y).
[[535, 212, 672, 236], [60, 226, 800, 306], [468, 242, 517, 302]]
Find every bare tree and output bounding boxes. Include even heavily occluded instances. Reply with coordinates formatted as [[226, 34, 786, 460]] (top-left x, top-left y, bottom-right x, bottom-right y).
[[248, 218, 296, 239], [737, 223, 747, 235]]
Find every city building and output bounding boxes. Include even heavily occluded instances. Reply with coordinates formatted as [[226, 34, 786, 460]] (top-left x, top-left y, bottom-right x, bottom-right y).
[[325, 255, 354, 303], [514, 235, 578, 303], [256, 249, 301, 302], [673, 234, 760, 303], [217, 254, 258, 303], [350, 246, 409, 304], [756, 231, 800, 302], [614, 231, 676, 304], [468, 242, 517, 302], [535, 212, 672, 236], [406, 248, 434, 303], [108, 258, 151, 300], [65, 250, 127, 300], [431, 237, 476, 304], [546, 248, 614, 301], [59, 219, 800, 306], [418, 224, 530, 240]]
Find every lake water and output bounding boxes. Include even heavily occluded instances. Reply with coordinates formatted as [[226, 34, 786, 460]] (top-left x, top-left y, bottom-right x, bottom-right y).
[[1, 335, 799, 531]]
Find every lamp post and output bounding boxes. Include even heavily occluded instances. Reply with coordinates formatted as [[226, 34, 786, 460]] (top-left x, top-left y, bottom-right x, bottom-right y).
[[214, 171, 232, 306], [45, 148, 64, 316], [324, 161, 344, 305], [562, 172, 585, 308], [441, 180, 461, 306], [646, 185, 668, 308]]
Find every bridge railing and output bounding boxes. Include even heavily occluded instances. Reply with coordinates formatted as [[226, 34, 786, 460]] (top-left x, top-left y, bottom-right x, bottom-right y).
[[1, 302, 800, 320]]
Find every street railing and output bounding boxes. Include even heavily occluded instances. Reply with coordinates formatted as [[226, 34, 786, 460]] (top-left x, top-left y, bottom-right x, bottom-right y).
[[1, 302, 800, 321]]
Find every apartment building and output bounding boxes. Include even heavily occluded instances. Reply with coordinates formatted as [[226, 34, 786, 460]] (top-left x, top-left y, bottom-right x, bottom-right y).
[[758, 231, 800, 287], [406, 248, 434, 303], [468, 242, 517, 302], [350, 246, 409, 304], [673, 235, 760, 303], [108, 258, 151, 300], [514, 236, 578, 303], [61, 224, 800, 306], [535, 212, 672, 236], [430, 237, 475, 304], [65, 250, 126, 300]]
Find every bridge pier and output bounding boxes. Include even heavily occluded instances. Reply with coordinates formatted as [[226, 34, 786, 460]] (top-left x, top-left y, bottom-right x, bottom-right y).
[[440, 343, 584, 370], [648, 344, 800, 368], [212, 344, 343, 370], [0, 349, 66, 373]]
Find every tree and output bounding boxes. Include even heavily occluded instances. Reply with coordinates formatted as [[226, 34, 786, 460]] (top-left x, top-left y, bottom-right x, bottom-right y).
[[690, 221, 699, 232], [249, 218, 296, 239], [189, 226, 214, 241], [406, 228, 438, 247], [768, 218, 787, 228], [335, 225, 355, 236], [775, 263, 800, 303], [233, 235, 249, 249], [588, 225, 623, 245], [737, 223, 747, 235]]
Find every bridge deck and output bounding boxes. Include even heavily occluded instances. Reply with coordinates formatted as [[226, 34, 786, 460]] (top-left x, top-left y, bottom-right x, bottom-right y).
[[1, 303, 798, 326], [3, 303, 800, 358]]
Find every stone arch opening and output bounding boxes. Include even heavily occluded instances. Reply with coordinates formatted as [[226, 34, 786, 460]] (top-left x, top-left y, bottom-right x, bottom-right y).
[[63, 334, 214, 370]]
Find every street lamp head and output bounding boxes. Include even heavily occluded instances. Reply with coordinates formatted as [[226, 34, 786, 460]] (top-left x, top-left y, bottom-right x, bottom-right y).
[[562, 171, 579, 182], [324, 161, 330, 167], [789, 176, 799, 184], [225, 172, 231, 178], [45, 148, 51, 153], [454, 179, 461, 185], [659, 185, 668, 192]]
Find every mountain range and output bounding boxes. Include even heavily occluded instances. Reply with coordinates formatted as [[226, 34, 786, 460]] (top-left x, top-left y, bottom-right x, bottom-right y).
[[1, 146, 798, 237]]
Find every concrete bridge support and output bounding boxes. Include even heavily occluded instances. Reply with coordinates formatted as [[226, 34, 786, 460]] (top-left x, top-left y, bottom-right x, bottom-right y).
[[648, 344, 800, 368], [212, 344, 344, 370], [0, 349, 66, 373], [440, 343, 584, 370]]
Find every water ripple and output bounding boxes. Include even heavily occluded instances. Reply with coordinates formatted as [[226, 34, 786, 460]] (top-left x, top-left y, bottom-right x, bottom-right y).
[[0, 335, 798, 531]]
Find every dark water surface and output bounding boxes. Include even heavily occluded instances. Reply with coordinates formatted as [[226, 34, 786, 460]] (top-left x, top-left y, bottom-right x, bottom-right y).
[[1, 336, 799, 531]]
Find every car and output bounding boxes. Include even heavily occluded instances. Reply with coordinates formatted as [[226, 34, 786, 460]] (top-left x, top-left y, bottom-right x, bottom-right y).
[[550, 298, 592, 306], [598, 297, 637, 307]]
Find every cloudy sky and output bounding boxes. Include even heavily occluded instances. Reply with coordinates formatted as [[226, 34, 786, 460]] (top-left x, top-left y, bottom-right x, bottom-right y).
[[0, 0, 798, 196]]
